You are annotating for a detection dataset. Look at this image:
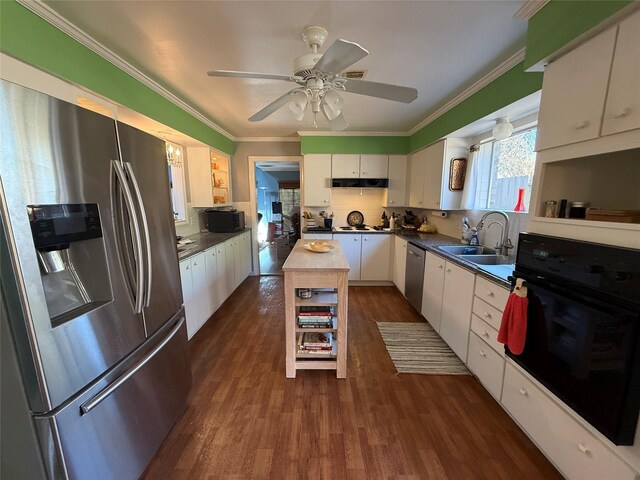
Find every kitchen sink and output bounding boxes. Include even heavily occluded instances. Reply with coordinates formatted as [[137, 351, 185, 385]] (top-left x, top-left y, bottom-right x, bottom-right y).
[[458, 254, 513, 265], [437, 245, 496, 255]]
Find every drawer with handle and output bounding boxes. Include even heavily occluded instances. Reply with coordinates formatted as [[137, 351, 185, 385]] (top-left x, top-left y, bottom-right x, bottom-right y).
[[475, 276, 509, 311], [470, 314, 504, 357], [472, 296, 503, 331], [467, 332, 505, 401], [502, 362, 637, 480]]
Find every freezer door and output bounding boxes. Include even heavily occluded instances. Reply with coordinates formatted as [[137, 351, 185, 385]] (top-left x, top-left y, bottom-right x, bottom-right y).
[[34, 313, 190, 480], [116, 122, 183, 335], [0, 81, 145, 410]]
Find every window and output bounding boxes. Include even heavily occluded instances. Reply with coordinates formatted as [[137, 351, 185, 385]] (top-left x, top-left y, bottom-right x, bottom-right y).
[[471, 127, 537, 212]]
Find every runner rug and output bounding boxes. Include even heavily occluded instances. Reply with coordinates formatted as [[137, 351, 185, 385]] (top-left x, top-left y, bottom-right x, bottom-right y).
[[376, 322, 470, 375]]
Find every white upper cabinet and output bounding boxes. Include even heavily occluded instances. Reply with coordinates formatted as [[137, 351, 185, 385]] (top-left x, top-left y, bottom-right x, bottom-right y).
[[409, 139, 467, 210], [384, 155, 408, 207], [602, 9, 640, 136], [360, 155, 388, 178], [332, 154, 360, 178], [331, 154, 389, 178], [303, 154, 332, 206], [408, 153, 426, 208], [537, 9, 640, 151], [187, 147, 232, 207]]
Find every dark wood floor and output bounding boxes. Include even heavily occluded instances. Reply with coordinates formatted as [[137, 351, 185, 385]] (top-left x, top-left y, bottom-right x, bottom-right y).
[[142, 277, 561, 479]]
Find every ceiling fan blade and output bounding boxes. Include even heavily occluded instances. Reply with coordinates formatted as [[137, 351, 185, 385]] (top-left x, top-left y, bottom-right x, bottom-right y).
[[322, 108, 349, 131], [207, 70, 302, 83], [313, 39, 369, 75], [343, 79, 418, 103], [249, 89, 299, 122]]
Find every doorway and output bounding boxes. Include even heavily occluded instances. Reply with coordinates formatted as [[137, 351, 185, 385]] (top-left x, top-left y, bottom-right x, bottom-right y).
[[253, 159, 300, 275]]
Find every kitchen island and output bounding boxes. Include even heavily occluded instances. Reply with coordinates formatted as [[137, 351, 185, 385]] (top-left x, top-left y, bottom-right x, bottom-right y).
[[282, 240, 350, 378]]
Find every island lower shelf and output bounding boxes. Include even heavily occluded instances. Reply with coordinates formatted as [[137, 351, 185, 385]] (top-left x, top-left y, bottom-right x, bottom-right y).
[[282, 240, 349, 378]]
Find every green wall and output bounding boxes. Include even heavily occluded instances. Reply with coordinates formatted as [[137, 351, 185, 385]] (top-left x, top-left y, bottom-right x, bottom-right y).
[[525, 0, 633, 71], [300, 136, 409, 155], [0, 1, 235, 154], [409, 62, 543, 153]]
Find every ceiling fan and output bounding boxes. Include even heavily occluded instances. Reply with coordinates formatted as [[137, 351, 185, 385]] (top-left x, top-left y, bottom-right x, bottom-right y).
[[207, 26, 418, 131]]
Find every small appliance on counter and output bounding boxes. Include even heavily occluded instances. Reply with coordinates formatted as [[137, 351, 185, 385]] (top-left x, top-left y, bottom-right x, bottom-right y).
[[206, 209, 245, 232], [402, 210, 417, 230]]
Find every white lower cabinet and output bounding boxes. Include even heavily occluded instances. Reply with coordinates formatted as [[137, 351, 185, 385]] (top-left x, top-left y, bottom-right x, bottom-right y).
[[502, 362, 637, 480], [392, 236, 407, 295], [361, 234, 391, 281], [421, 252, 446, 332], [209, 247, 222, 316], [334, 234, 391, 281], [467, 332, 504, 401], [180, 251, 207, 339], [179, 231, 251, 340], [334, 234, 362, 281], [224, 238, 235, 295], [439, 261, 475, 363]]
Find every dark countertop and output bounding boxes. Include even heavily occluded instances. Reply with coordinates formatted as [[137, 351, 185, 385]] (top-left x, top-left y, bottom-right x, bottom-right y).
[[394, 230, 514, 288], [192, 227, 513, 288], [177, 228, 251, 261]]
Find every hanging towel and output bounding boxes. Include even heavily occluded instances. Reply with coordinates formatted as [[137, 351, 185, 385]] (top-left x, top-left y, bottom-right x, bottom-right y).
[[498, 278, 529, 355]]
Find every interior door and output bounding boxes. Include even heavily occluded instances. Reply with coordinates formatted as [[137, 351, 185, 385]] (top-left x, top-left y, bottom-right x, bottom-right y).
[[116, 122, 182, 336]]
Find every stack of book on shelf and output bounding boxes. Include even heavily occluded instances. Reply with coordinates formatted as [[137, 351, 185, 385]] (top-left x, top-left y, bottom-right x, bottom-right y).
[[297, 332, 333, 355], [297, 306, 333, 329]]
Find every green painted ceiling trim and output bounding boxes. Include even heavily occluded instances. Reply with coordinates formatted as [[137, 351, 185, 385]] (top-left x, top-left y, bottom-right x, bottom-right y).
[[300, 136, 410, 154], [0, 1, 235, 154], [524, 0, 633, 71], [409, 61, 543, 153]]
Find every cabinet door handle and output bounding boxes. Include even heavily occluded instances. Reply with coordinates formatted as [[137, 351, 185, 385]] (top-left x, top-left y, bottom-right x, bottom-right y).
[[323, 200, 328, 203], [482, 331, 490, 338], [479, 350, 486, 358], [484, 312, 492, 319], [574, 120, 589, 129], [486, 291, 495, 297], [612, 108, 629, 118], [364, 238, 368, 242], [353, 238, 358, 241], [438, 265, 443, 269], [519, 388, 528, 396], [445, 268, 451, 273], [185, 265, 190, 270], [193, 261, 198, 266], [390, 200, 394, 204], [353, 171, 358, 174], [577, 443, 590, 455]]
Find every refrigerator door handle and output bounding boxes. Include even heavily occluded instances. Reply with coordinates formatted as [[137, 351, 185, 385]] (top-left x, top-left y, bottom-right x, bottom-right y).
[[112, 160, 145, 314], [124, 162, 153, 308], [80, 316, 185, 415]]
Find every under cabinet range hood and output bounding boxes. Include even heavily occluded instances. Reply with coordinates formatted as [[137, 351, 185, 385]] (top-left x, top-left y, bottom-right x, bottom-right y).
[[332, 178, 388, 188]]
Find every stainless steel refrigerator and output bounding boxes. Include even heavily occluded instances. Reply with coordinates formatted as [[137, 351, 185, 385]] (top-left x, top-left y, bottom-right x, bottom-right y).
[[0, 79, 191, 479]]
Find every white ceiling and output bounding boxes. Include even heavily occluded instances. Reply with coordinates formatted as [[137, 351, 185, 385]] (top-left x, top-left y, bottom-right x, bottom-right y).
[[42, 1, 530, 138]]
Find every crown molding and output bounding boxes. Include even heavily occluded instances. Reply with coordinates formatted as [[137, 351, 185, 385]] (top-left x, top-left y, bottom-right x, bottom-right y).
[[408, 47, 527, 136], [236, 137, 300, 142], [297, 131, 410, 137], [514, 0, 550, 21], [16, 0, 238, 142]]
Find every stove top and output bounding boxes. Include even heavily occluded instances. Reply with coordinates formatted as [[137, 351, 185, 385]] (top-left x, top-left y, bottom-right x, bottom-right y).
[[337, 225, 388, 232]]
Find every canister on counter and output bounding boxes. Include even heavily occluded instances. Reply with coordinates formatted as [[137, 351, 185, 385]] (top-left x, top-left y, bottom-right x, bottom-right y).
[[544, 201, 558, 218], [567, 201, 590, 218]]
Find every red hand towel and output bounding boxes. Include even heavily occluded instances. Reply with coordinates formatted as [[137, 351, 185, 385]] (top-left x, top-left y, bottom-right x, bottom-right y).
[[498, 292, 528, 355]]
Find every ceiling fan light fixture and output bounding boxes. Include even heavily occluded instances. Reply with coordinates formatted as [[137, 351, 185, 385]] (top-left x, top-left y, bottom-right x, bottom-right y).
[[492, 117, 513, 141], [321, 90, 343, 121], [288, 91, 309, 121]]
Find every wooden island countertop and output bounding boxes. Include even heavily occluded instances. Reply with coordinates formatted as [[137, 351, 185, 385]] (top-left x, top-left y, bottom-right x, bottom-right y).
[[283, 240, 350, 378]]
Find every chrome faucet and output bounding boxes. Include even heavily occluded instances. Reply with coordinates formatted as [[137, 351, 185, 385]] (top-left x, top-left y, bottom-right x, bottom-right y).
[[476, 211, 514, 256]]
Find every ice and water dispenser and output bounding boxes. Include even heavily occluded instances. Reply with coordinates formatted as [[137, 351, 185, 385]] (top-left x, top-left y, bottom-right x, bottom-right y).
[[28, 204, 112, 324]]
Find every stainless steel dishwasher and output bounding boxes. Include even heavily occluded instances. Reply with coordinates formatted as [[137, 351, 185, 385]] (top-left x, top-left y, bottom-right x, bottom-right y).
[[405, 243, 426, 312]]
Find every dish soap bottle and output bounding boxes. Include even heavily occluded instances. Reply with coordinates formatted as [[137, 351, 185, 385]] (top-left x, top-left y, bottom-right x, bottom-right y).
[[469, 227, 479, 246], [461, 216, 471, 244]]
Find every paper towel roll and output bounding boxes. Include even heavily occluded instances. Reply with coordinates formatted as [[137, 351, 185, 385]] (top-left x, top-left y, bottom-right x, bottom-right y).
[[431, 210, 448, 218]]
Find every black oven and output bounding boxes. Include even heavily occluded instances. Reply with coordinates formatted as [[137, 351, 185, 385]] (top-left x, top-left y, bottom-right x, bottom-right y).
[[509, 233, 640, 445]]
